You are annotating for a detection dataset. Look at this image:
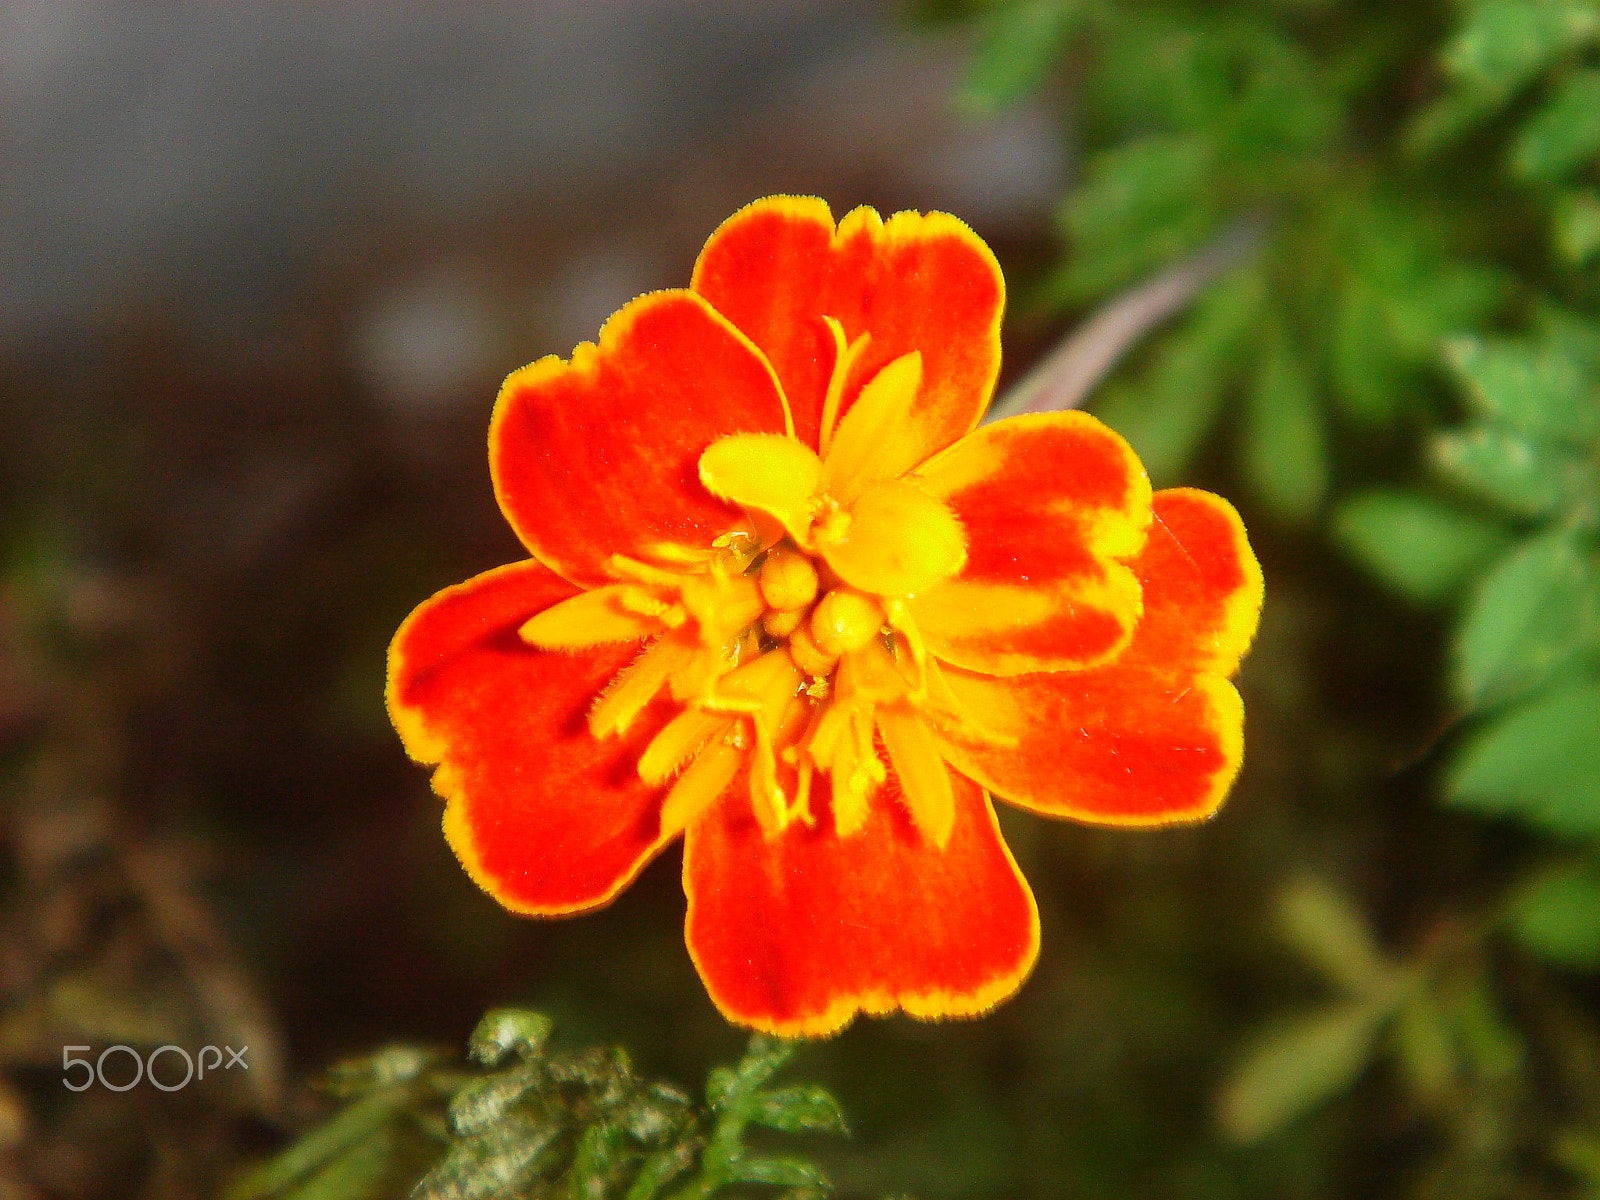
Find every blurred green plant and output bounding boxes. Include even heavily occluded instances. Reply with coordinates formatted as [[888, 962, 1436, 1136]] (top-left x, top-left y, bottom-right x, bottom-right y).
[[931, 0, 1600, 1192], [227, 1010, 852, 1200]]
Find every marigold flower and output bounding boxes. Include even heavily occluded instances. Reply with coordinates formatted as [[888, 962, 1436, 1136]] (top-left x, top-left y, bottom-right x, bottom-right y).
[[387, 196, 1263, 1037]]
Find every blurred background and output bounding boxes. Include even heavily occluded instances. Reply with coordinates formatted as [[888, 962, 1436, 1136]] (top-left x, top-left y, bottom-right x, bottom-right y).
[[5, 1, 1600, 1197]]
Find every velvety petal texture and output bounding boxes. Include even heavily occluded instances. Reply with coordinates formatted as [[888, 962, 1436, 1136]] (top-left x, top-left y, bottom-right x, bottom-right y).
[[491, 290, 790, 588], [909, 412, 1152, 676], [389, 197, 1262, 1038], [683, 769, 1039, 1036], [691, 196, 1003, 460], [932, 489, 1262, 825], [388, 560, 676, 914]]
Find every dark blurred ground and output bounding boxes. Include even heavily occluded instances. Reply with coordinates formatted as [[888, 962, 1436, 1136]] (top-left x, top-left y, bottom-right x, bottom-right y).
[[0, 4, 1467, 1198]]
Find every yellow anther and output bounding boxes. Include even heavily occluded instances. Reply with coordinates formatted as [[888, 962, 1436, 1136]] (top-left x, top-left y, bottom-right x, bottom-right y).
[[810, 589, 885, 657], [787, 621, 838, 678], [763, 608, 806, 639], [758, 548, 819, 612]]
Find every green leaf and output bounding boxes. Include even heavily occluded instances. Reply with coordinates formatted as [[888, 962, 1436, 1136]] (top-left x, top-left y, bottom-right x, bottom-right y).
[[747, 1085, 850, 1136], [1553, 189, 1600, 265], [961, 0, 1081, 112], [1433, 425, 1598, 518], [623, 1139, 702, 1200], [1331, 280, 1407, 423], [468, 1009, 553, 1066], [416, 1116, 562, 1200], [449, 1060, 542, 1136], [1243, 331, 1331, 522], [279, 1127, 403, 1200], [1453, 528, 1600, 707], [225, 1089, 411, 1200], [1332, 489, 1514, 604], [1442, 0, 1600, 99], [1056, 135, 1219, 301], [1509, 861, 1600, 968], [1277, 877, 1395, 995], [1512, 68, 1600, 182], [726, 1155, 831, 1189], [706, 1034, 797, 1111], [1091, 267, 1261, 482], [1447, 674, 1600, 835], [1215, 999, 1390, 1143], [1393, 992, 1460, 1103], [1445, 335, 1600, 447]]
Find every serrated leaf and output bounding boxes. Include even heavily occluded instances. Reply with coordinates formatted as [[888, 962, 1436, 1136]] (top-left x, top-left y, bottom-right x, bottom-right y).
[[727, 1155, 832, 1189], [747, 1085, 850, 1136], [1512, 67, 1600, 182], [1278, 878, 1395, 995], [1332, 489, 1513, 604], [1554, 189, 1600, 265], [1448, 674, 1600, 835], [1509, 862, 1600, 968], [1091, 267, 1260, 482], [468, 1009, 553, 1066], [961, 0, 1082, 112], [1442, 0, 1600, 99], [1445, 335, 1600, 447], [622, 1138, 702, 1200], [448, 1059, 543, 1135], [1433, 425, 1598, 518], [1215, 999, 1389, 1143], [1453, 528, 1600, 707], [415, 1115, 561, 1200], [1243, 331, 1330, 522], [707, 1034, 797, 1111]]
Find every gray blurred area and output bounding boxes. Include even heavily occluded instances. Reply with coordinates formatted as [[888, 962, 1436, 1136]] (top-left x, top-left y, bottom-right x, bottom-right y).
[[1, 2, 1063, 371]]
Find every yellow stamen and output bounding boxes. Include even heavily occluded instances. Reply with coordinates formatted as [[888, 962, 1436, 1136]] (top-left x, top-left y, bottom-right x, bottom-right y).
[[786, 622, 838, 678], [758, 548, 819, 612], [658, 736, 744, 837], [589, 633, 695, 738], [763, 608, 806, 638], [810, 589, 884, 657], [638, 708, 731, 786]]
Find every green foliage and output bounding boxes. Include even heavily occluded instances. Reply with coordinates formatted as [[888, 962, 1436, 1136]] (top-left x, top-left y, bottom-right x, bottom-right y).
[[228, 1013, 853, 1200], [1334, 489, 1513, 604], [1508, 861, 1600, 966]]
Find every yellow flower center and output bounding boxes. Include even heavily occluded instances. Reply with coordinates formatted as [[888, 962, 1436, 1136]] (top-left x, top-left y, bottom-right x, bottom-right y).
[[519, 323, 1003, 848]]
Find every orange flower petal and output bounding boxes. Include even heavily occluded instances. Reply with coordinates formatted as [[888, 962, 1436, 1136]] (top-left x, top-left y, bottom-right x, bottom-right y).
[[682, 769, 1039, 1037], [929, 489, 1261, 825], [491, 290, 790, 588], [690, 196, 1003, 459], [934, 666, 1245, 825], [908, 412, 1152, 675], [1118, 487, 1264, 677], [387, 560, 676, 914]]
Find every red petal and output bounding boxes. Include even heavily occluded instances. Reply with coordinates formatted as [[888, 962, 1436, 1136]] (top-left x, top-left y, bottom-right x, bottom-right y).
[[682, 769, 1039, 1036], [387, 559, 676, 914], [908, 412, 1152, 675], [1119, 487, 1263, 677], [491, 290, 789, 588], [934, 666, 1245, 825], [929, 488, 1261, 825], [691, 196, 1003, 459]]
